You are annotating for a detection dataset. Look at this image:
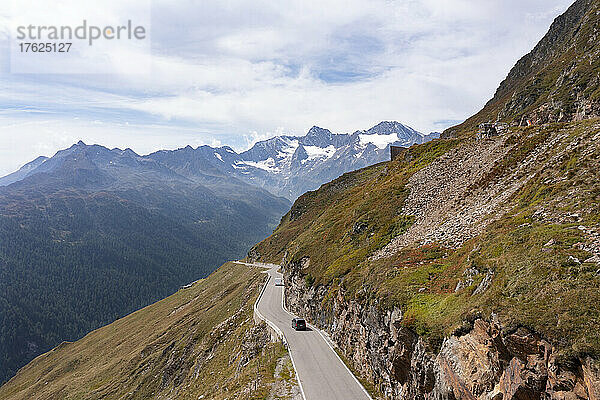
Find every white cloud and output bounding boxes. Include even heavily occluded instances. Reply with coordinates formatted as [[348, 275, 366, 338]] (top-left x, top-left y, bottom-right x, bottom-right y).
[[0, 0, 575, 175]]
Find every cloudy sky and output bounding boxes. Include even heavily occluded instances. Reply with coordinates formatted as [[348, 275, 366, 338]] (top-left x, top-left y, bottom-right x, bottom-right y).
[[0, 0, 574, 176]]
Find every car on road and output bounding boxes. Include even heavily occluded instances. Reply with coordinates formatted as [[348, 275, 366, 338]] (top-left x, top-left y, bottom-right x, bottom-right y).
[[274, 278, 283, 286], [291, 318, 306, 331]]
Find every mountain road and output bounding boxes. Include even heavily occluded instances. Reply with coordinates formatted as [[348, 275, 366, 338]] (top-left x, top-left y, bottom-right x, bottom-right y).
[[254, 263, 372, 400]]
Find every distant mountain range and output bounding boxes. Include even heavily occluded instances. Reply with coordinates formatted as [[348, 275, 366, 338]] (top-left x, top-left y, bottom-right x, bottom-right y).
[[148, 121, 439, 200], [1, 121, 438, 200]]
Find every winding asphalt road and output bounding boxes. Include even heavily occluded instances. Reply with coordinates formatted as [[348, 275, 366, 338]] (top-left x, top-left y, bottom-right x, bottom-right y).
[[255, 263, 372, 400]]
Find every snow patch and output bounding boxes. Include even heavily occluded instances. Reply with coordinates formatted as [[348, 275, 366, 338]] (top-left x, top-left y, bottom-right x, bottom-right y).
[[359, 133, 400, 150], [239, 158, 281, 173], [304, 145, 336, 160], [214, 153, 224, 162]]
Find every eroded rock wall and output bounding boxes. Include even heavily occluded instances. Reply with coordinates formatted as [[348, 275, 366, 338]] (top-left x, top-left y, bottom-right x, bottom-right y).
[[283, 258, 599, 400]]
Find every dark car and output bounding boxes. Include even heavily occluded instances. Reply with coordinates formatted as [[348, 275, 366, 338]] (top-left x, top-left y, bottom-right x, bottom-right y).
[[292, 318, 306, 331]]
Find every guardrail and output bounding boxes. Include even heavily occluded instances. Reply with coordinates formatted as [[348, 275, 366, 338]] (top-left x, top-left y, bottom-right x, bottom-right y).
[[277, 273, 373, 400], [253, 274, 287, 346]]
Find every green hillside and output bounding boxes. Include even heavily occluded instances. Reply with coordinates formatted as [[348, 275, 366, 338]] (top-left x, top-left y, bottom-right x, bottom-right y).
[[249, 0, 600, 366], [0, 262, 291, 400]]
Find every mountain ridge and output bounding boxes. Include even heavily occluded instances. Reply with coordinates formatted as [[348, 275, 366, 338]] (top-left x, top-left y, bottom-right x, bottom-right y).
[[0, 156, 48, 186], [148, 121, 438, 200], [445, 0, 600, 136], [1, 121, 439, 200]]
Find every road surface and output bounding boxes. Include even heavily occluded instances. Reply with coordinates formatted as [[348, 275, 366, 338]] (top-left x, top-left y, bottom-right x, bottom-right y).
[[255, 263, 372, 400]]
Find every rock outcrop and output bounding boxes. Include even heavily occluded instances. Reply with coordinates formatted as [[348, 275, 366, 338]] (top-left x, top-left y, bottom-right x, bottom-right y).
[[283, 257, 599, 399]]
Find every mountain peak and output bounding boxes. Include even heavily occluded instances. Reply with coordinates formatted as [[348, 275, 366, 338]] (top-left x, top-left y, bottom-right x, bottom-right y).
[[306, 126, 331, 137], [122, 148, 139, 157], [302, 126, 333, 147], [366, 121, 417, 136], [76, 140, 86, 146]]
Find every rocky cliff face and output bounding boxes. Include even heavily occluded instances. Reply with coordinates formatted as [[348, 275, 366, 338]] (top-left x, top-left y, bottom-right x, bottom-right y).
[[282, 257, 600, 400]]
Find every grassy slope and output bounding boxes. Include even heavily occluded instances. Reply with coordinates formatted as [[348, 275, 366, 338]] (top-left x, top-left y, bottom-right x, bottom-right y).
[[253, 121, 600, 361], [0, 262, 287, 400]]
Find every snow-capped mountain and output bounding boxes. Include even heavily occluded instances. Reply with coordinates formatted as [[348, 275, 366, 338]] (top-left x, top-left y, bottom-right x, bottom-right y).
[[149, 121, 438, 200], [0, 121, 437, 200]]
